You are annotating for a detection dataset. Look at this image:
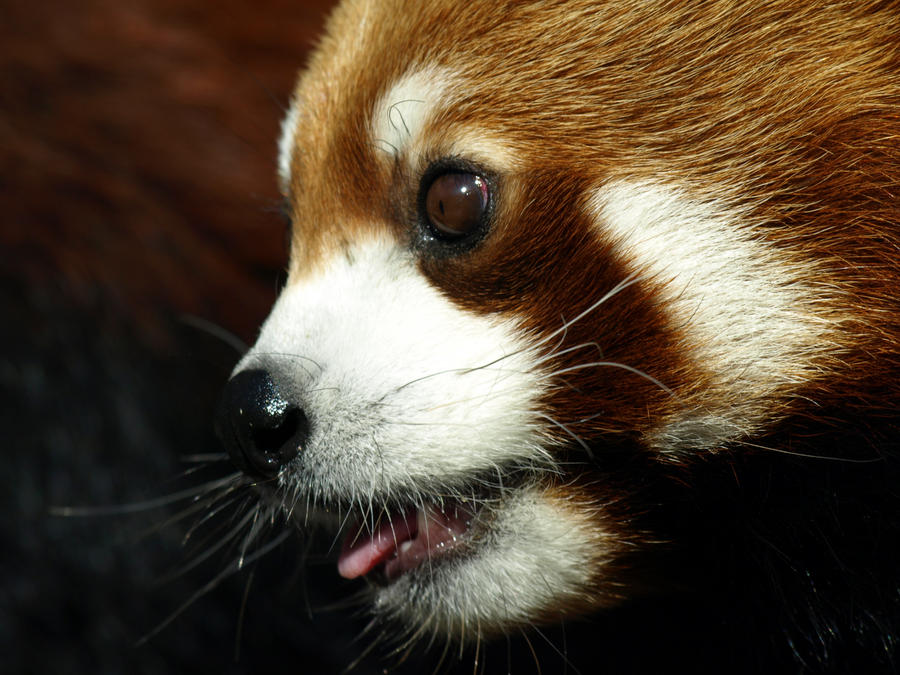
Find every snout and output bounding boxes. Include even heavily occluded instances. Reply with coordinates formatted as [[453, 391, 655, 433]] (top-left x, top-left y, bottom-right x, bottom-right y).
[[215, 369, 310, 478]]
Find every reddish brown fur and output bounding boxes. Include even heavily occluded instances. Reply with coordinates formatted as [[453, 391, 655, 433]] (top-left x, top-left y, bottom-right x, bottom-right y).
[[3, 0, 330, 343], [248, 0, 900, 669], [285, 0, 900, 455]]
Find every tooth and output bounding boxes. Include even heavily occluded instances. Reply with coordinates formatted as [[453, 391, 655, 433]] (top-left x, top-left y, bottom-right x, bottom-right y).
[[399, 540, 414, 555]]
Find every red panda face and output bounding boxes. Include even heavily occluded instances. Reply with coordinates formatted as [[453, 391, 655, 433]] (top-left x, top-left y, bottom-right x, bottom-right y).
[[215, 0, 900, 661]]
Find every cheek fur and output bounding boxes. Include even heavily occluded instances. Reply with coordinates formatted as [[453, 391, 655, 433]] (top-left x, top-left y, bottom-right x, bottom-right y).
[[419, 172, 699, 450], [237, 236, 555, 501]]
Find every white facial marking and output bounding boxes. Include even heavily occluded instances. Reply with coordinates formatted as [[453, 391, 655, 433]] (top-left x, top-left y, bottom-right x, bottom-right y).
[[589, 180, 841, 451], [443, 126, 522, 172], [277, 97, 301, 192], [238, 237, 552, 502], [370, 67, 458, 158], [374, 485, 604, 635]]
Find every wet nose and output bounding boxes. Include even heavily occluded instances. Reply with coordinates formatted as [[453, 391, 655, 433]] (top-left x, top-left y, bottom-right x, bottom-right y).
[[215, 369, 309, 478]]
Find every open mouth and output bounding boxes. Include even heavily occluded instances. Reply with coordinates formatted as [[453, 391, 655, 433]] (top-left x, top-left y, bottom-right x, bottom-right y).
[[337, 501, 476, 582]]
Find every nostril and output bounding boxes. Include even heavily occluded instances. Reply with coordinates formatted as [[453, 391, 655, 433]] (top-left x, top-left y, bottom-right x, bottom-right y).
[[215, 369, 309, 478], [248, 404, 309, 471]]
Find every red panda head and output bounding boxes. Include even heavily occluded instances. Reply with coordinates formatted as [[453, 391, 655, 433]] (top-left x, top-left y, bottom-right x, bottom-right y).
[[215, 0, 900, 661]]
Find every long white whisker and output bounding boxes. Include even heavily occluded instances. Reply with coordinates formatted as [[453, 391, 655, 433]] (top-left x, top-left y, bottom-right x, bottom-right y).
[[545, 360, 674, 397], [49, 474, 244, 517], [538, 274, 642, 346], [179, 313, 248, 354], [136, 529, 291, 647], [156, 504, 258, 585], [536, 413, 593, 458]]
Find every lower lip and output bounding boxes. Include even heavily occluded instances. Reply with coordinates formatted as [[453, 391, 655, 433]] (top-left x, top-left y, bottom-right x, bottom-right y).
[[338, 501, 475, 581], [384, 503, 473, 580]]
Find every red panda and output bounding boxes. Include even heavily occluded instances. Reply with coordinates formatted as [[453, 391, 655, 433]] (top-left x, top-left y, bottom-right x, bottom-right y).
[[215, 0, 900, 671]]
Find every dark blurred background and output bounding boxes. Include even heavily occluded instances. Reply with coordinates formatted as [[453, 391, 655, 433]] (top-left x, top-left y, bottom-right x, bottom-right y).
[[0, 1, 398, 672]]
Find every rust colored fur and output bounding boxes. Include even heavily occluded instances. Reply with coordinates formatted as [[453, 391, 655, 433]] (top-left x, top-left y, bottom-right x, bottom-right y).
[[288, 0, 900, 450], [223, 0, 900, 672]]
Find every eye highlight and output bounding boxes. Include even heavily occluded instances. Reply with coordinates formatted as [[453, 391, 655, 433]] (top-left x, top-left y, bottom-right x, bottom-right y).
[[423, 172, 490, 240]]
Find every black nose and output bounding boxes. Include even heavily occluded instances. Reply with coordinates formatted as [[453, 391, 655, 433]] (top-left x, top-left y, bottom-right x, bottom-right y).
[[215, 369, 309, 478]]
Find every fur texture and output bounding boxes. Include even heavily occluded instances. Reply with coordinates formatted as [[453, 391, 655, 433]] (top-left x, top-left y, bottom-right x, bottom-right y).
[[219, 1, 900, 671]]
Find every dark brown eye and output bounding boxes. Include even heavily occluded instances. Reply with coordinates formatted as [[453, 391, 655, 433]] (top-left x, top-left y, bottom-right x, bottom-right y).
[[424, 172, 489, 239]]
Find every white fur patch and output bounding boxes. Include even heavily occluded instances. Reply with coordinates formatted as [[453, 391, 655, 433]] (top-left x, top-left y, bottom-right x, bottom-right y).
[[589, 181, 838, 451], [370, 67, 457, 159], [237, 237, 552, 503], [277, 97, 302, 192], [374, 485, 602, 636], [442, 126, 521, 172]]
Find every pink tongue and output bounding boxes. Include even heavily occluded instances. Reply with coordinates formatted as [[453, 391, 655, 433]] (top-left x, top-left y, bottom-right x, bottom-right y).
[[337, 510, 418, 579]]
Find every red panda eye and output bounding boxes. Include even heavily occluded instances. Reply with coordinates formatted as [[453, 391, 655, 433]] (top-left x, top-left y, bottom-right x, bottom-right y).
[[424, 172, 489, 239]]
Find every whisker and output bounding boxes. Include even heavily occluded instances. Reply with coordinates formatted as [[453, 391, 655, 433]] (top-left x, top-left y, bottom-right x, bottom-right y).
[[536, 274, 642, 348], [520, 628, 543, 675], [178, 313, 248, 355], [373, 138, 400, 155], [344, 625, 392, 673], [157, 504, 260, 585], [545, 360, 674, 397], [178, 453, 229, 464], [431, 633, 453, 675], [137, 528, 291, 647], [736, 439, 885, 463], [135, 486, 243, 543], [48, 474, 245, 517], [315, 587, 373, 614], [331, 506, 358, 555], [238, 506, 266, 569], [380, 275, 643, 405], [531, 340, 604, 368], [180, 492, 250, 545], [531, 624, 582, 675], [246, 350, 325, 380], [233, 567, 256, 663], [386, 98, 424, 136]]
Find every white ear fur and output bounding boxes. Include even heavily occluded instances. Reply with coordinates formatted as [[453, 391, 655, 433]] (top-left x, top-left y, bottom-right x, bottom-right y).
[[370, 66, 457, 159], [277, 97, 301, 193]]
